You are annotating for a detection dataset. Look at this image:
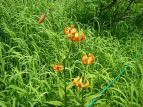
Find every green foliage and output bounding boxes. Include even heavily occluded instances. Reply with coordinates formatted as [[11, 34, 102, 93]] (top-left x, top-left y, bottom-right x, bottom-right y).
[[65, 0, 143, 38], [0, 0, 143, 107]]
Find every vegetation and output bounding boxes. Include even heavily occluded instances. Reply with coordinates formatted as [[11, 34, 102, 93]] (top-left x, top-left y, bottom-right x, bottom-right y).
[[0, 0, 143, 107]]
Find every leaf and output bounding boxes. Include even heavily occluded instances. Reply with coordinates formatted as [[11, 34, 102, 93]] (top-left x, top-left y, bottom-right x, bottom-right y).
[[58, 88, 64, 99], [66, 83, 73, 90], [84, 94, 101, 106], [0, 101, 7, 107], [6, 85, 27, 94], [46, 101, 64, 106]]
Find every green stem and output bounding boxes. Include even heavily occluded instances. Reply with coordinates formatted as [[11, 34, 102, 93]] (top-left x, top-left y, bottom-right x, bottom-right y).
[[81, 89, 84, 107], [81, 65, 88, 107], [63, 43, 72, 107], [63, 62, 67, 107]]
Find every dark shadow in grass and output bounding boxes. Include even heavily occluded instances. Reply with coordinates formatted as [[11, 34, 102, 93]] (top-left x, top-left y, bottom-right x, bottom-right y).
[[66, 0, 143, 39]]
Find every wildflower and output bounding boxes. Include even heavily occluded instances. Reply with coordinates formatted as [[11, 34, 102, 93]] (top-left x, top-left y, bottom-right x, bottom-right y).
[[83, 80, 89, 89], [64, 25, 77, 35], [64, 26, 71, 35], [64, 25, 85, 42], [80, 32, 85, 41], [38, 14, 46, 24], [77, 78, 83, 88], [82, 53, 95, 64], [72, 77, 89, 91], [70, 27, 77, 35], [52, 64, 64, 72], [72, 76, 80, 86], [68, 31, 85, 42]]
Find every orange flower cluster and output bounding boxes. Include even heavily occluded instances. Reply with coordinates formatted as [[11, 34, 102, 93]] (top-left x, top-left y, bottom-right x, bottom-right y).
[[72, 76, 89, 91], [52, 64, 64, 72], [82, 53, 95, 64], [64, 25, 85, 42], [50, 25, 96, 94]]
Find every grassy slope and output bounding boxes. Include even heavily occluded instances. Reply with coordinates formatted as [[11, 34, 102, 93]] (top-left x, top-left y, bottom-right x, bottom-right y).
[[0, 0, 143, 107]]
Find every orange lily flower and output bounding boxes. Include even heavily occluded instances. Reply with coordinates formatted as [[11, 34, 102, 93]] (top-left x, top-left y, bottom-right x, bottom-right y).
[[64, 25, 77, 35], [77, 78, 83, 88], [64, 25, 85, 42], [52, 64, 64, 72], [68, 31, 85, 42], [83, 80, 89, 89], [72, 76, 80, 86], [80, 32, 85, 41], [72, 77, 89, 91], [82, 53, 95, 64], [38, 14, 46, 24], [64, 27, 70, 35]]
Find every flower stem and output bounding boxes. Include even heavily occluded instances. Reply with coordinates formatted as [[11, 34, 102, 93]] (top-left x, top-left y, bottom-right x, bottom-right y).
[[81, 65, 89, 106], [63, 43, 72, 107], [63, 62, 67, 107], [81, 89, 84, 107]]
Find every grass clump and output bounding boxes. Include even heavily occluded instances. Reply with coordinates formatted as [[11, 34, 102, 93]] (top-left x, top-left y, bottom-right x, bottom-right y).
[[0, 0, 143, 107]]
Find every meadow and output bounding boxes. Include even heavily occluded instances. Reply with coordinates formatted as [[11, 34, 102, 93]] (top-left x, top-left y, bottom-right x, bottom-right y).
[[0, 0, 143, 107]]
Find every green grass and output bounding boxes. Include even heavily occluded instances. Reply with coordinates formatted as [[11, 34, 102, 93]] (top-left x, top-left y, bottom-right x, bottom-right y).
[[0, 0, 143, 107]]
